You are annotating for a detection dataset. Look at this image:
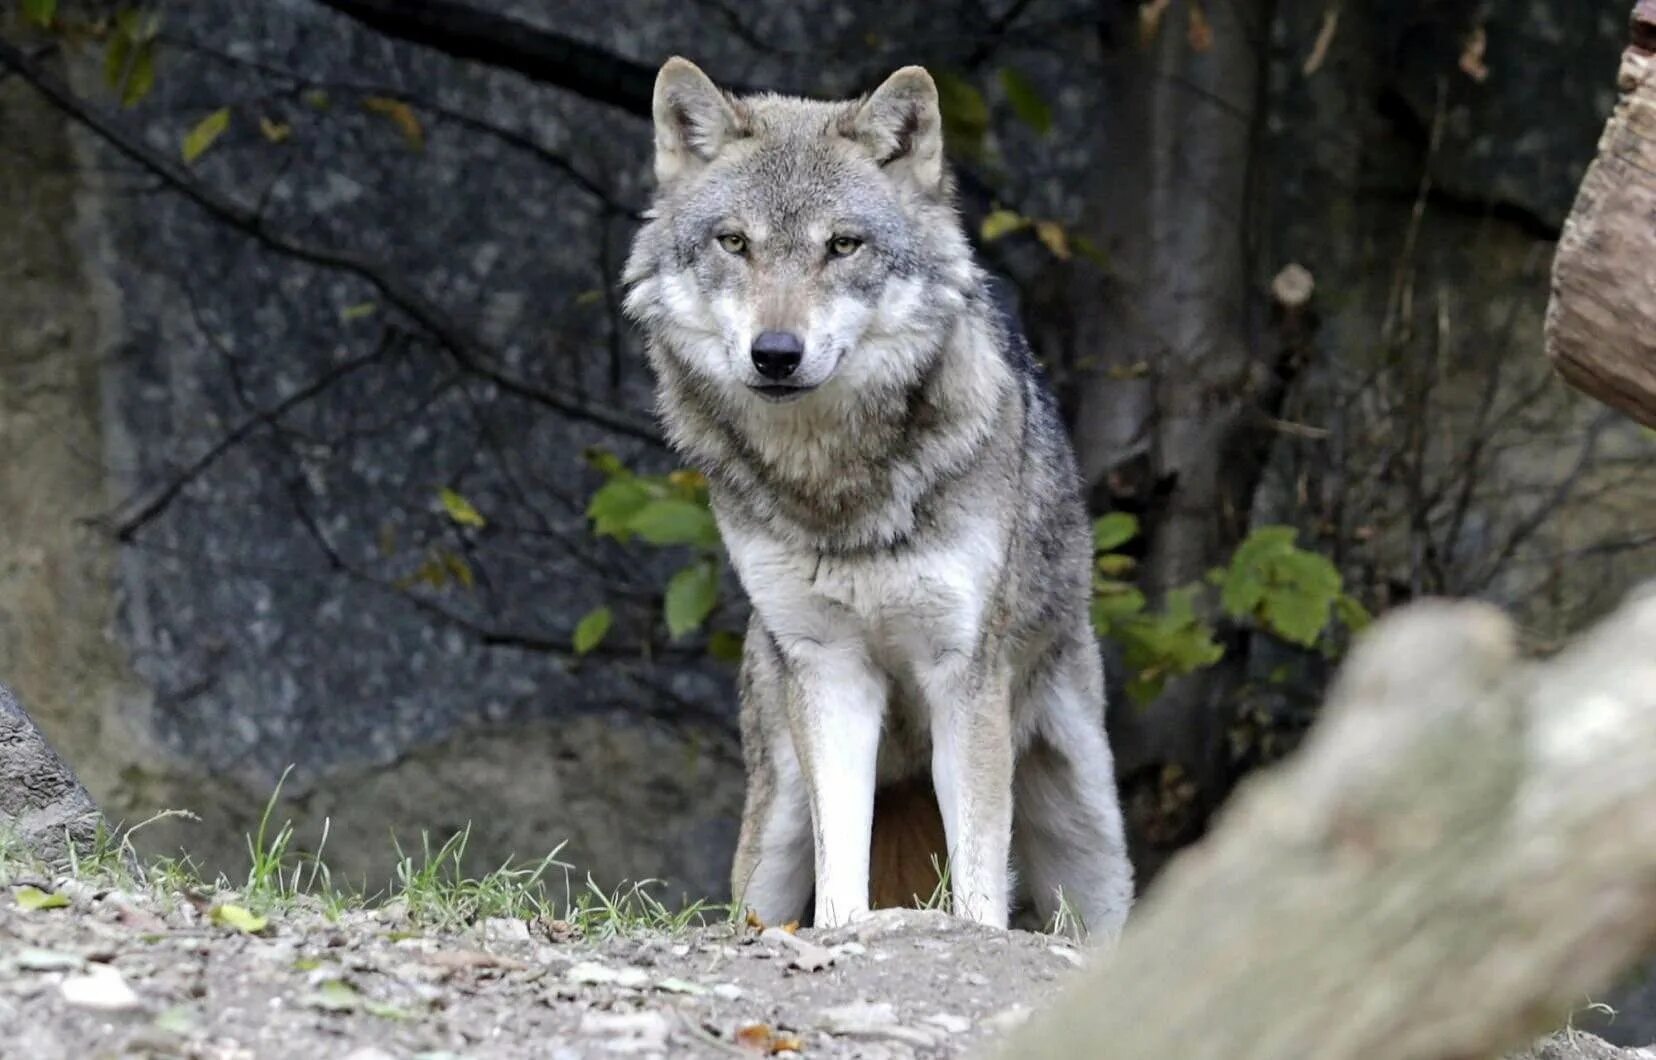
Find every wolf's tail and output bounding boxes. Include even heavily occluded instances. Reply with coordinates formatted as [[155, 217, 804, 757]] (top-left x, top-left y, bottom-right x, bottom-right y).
[[869, 778, 949, 909]]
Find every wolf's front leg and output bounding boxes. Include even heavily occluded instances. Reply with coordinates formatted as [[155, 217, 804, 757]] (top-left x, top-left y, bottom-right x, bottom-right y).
[[781, 646, 886, 928], [929, 665, 1014, 928]]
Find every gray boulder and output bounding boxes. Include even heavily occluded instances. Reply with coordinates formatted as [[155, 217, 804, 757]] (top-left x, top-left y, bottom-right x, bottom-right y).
[[1509, 1033, 1656, 1060], [0, 683, 103, 863]]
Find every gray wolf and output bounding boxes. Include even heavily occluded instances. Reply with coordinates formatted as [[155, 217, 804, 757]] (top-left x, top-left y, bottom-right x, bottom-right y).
[[622, 57, 1134, 936]]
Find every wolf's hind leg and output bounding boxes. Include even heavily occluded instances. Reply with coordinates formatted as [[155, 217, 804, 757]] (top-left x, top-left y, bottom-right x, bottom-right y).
[[730, 627, 813, 925], [730, 740, 812, 924], [1013, 642, 1134, 942], [929, 665, 1015, 928]]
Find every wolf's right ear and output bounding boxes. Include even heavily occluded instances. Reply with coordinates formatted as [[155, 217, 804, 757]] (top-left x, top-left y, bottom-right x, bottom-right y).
[[850, 67, 946, 197], [652, 57, 741, 185]]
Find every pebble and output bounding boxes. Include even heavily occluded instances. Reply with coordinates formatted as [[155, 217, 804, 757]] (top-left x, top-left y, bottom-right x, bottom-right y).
[[60, 964, 141, 1011], [576, 1009, 672, 1053]]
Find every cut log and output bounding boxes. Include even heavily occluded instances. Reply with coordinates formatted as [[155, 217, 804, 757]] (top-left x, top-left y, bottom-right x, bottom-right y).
[[1545, 3, 1656, 428], [995, 589, 1656, 1060]]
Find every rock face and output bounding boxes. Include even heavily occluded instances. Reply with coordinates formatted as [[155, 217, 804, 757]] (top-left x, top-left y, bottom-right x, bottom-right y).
[[0, 0, 1648, 907], [0, 684, 102, 862]]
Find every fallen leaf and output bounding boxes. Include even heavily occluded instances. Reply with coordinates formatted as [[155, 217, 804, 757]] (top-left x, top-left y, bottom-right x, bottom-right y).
[[15, 885, 70, 912], [734, 1022, 803, 1054], [16, 948, 85, 972], [654, 977, 707, 995], [209, 902, 268, 935]]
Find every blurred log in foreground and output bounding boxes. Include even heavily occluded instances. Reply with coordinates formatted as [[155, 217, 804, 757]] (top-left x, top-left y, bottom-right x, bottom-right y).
[[997, 590, 1656, 1060], [1545, 2, 1656, 428]]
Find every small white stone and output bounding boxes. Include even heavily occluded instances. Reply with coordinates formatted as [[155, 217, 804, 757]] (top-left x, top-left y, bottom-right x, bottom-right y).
[[60, 965, 140, 1011], [925, 1012, 974, 1034]]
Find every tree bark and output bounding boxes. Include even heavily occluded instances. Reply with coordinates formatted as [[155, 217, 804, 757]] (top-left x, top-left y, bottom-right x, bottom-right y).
[[1057, 0, 1275, 874], [995, 590, 1656, 1060], [1544, 1, 1656, 428]]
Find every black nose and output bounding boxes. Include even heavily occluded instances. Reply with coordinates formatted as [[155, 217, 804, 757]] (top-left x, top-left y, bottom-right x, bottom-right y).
[[751, 331, 804, 381]]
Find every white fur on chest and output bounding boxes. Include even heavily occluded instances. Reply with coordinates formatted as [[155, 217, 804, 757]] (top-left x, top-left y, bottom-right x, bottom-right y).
[[724, 507, 1005, 680]]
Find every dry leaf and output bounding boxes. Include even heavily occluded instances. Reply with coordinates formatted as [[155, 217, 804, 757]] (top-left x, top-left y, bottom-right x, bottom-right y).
[[744, 908, 766, 932], [734, 1023, 802, 1054], [1459, 25, 1489, 83], [258, 116, 292, 143], [1034, 220, 1071, 260], [363, 96, 424, 150], [1139, 0, 1173, 46], [1187, 2, 1214, 53], [1302, 6, 1340, 77]]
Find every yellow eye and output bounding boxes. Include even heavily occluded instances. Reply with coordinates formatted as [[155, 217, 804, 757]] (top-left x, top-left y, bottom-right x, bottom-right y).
[[828, 235, 863, 257], [717, 233, 748, 255]]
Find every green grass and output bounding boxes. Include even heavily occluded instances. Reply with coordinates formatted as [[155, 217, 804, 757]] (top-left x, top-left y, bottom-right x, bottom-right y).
[[0, 770, 744, 941], [2, 772, 1083, 943]]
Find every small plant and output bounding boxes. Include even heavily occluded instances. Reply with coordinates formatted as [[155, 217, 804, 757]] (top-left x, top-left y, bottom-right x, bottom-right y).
[[1089, 515, 1370, 703], [582, 450, 740, 657], [389, 825, 566, 930]]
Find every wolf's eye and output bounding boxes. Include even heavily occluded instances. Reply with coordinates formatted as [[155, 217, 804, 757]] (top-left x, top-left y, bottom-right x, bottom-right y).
[[827, 235, 863, 258], [717, 233, 748, 255]]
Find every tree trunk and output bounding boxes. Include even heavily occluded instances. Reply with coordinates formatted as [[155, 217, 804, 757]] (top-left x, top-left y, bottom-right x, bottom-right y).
[[995, 590, 1656, 1060], [1058, 0, 1275, 873], [1545, 1, 1656, 428]]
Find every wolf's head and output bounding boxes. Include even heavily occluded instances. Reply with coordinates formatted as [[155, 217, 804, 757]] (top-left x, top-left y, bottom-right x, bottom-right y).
[[623, 59, 976, 408]]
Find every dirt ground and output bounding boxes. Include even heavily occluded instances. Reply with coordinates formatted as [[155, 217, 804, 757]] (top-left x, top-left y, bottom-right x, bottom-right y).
[[0, 879, 1080, 1059]]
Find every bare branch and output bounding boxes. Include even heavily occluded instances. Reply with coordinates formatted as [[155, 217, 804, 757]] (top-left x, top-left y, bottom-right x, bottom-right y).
[[0, 37, 663, 447]]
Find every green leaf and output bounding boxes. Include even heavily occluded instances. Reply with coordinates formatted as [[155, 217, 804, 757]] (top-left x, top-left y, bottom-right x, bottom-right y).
[[573, 606, 613, 655], [209, 903, 268, 934], [1092, 512, 1140, 553], [933, 70, 990, 158], [340, 301, 378, 321], [14, 886, 70, 912], [1334, 593, 1372, 633], [582, 448, 629, 477], [707, 629, 744, 663], [1220, 525, 1344, 647], [587, 477, 652, 539], [998, 67, 1053, 135], [22, 0, 58, 29], [438, 487, 486, 529], [1090, 582, 1146, 632], [664, 561, 718, 640], [627, 499, 720, 549], [980, 208, 1027, 243], [307, 978, 361, 1012], [102, 31, 156, 107], [182, 108, 231, 164]]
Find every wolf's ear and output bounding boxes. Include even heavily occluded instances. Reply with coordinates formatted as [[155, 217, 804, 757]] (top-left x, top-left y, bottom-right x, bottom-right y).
[[652, 57, 741, 185], [850, 66, 945, 196]]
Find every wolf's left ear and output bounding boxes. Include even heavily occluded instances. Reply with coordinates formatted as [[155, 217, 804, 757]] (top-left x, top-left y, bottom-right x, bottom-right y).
[[652, 57, 741, 185], [851, 66, 946, 196]]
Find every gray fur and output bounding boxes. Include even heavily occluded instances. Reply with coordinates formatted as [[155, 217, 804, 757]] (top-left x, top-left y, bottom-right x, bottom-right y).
[[624, 59, 1132, 936]]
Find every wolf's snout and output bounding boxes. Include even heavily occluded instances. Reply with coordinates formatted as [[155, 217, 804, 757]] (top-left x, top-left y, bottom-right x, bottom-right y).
[[751, 331, 804, 380]]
